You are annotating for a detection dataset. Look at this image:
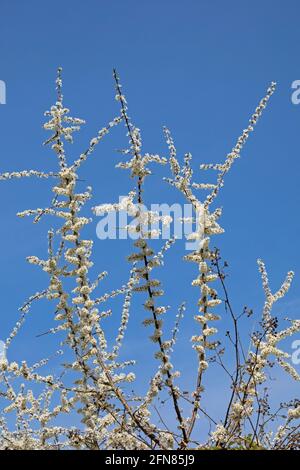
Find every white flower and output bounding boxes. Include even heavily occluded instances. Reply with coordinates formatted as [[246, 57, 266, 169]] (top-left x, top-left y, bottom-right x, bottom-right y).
[[211, 424, 228, 444], [288, 406, 300, 419]]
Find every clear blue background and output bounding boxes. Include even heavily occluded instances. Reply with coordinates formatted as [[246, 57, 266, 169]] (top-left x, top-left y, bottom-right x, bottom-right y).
[[0, 0, 299, 435]]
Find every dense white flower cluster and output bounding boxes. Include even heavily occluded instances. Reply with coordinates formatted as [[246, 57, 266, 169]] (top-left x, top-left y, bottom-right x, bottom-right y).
[[0, 68, 166, 450], [218, 259, 300, 448], [108, 70, 190, 443], [0, 170, 57, 180], [210, 424, 229, 444]]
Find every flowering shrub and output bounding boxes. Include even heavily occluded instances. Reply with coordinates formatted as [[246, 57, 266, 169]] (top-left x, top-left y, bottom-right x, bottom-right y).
[[0, 68, 299, 450]]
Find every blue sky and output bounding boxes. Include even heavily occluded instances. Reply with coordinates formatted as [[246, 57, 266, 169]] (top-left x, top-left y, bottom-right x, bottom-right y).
[[0, 0, 300, 434]]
